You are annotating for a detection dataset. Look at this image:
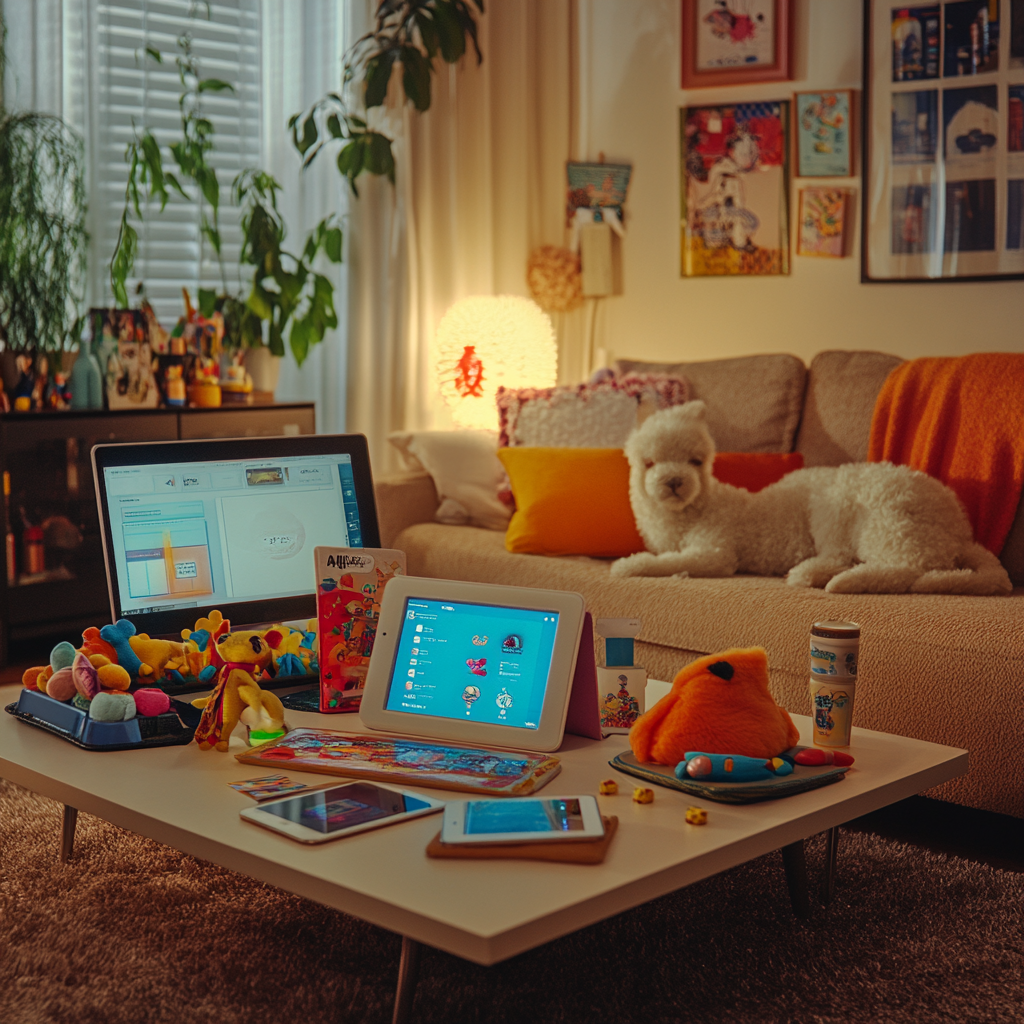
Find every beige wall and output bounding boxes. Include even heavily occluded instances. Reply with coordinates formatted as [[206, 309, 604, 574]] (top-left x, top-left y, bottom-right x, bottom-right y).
[[578, 0, 1024, 367]]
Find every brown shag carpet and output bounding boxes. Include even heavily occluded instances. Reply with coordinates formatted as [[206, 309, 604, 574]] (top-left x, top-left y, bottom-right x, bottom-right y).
[[0, 779, 1021, 1024]]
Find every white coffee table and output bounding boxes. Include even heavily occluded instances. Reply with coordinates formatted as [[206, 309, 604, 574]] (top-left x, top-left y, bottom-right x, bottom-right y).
[[0, 682, 967, 1023]]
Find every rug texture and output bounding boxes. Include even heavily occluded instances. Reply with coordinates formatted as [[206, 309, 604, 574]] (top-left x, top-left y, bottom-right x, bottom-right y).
[[0, 780, 1020, 1024]]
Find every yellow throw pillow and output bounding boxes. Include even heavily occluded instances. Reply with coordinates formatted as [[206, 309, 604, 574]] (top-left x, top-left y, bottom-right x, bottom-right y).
[[497, 447, 646, 557]]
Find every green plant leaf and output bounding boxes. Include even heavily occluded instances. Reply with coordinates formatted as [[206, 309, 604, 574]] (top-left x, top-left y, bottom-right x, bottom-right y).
[[246, 287, 273, 321], [196, 165, 220, 209], [198, 287, 217, 317], [415, 10, 440, 58], [365, 131, 396, 183], [198, 78, 235, 93], [364, 47, 398, 108], [145, 46, 163, 63], [337, 139, 366, 193], [326, 113, 343, 138], [110, 214, 138, 308], [289, 318, 312, 366], [325, 226, 343, 263], [432, 0, 467, 63], [268, 321, 285, 357], [401, 45, 432, 112], [164, 171, 189, 200]]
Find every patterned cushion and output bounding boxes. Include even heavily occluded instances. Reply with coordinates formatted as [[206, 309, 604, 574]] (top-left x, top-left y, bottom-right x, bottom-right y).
[[497, 374, 689, 448], [615, 355, 806, 454]]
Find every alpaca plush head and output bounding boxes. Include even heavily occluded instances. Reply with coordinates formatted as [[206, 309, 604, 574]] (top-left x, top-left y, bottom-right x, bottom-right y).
[[624, 401, 716, 513]]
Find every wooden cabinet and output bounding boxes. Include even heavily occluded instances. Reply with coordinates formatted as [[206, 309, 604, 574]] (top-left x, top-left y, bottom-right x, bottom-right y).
[[0, 403, 315, 664]]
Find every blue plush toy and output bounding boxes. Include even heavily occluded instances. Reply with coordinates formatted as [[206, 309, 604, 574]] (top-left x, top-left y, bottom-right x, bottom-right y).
[[675, 751, 794, 783]]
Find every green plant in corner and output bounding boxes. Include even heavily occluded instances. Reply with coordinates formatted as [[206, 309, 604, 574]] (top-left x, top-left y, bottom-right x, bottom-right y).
[[290, 0, 483, 194], [0, 13, 87, 353]]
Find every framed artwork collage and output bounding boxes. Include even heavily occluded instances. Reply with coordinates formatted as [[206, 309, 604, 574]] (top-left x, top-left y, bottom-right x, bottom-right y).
[[679, 0, 857, 276], [864, 0, 1024, 281], [678, 0, 1022, 281]]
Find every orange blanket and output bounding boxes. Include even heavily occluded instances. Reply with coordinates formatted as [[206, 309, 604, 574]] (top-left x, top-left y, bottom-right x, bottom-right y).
[[867, 354, 1024, 555]]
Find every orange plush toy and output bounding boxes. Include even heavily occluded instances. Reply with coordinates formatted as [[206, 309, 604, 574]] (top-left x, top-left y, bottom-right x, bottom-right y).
[[629, 648, 798, 765]]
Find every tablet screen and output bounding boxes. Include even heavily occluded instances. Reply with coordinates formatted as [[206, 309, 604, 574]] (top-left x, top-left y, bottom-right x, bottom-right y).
[[262, 783, 431, 834], [383, 598, 560, 730], [464, 798, 585, 835]]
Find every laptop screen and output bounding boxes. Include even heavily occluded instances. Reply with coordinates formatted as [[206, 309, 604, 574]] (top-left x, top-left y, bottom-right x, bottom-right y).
[[93, 434, 379, 637]]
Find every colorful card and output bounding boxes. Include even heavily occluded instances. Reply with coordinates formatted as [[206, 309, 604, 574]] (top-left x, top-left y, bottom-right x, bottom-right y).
[[228, 774, 308, 800], [314, 547, 406, 713], [235, 728, 562, 796], [797, 187, 854, 258]]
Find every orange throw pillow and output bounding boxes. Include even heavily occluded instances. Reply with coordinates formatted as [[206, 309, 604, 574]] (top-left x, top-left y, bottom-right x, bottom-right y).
[[629, 647, 799, 764], [498, 447, 645, 557], [712, 452, 804, 492]]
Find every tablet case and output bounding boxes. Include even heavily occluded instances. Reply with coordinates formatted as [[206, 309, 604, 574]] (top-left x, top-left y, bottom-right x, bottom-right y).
[[610, 750, 849, 803], [563, 612, 603, 741], [426, 815, 618, 863]]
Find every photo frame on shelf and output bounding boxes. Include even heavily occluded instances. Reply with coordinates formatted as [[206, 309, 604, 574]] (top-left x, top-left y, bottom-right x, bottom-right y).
[[795, 90, 855, 177], [91, 308, 160, 410], [862, 0, 1024, 282], [680, 0, 793, 89], [679, 100, 791, 276]]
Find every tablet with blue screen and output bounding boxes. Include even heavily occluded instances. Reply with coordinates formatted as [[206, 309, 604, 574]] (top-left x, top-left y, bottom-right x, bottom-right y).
[[359, 576, 586, 752]]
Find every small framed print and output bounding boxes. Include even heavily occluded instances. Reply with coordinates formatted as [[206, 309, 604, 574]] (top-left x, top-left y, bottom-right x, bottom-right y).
[[681, 0, 793, 89], [797, 187, 855, 258], [795, 90, 855, 177]]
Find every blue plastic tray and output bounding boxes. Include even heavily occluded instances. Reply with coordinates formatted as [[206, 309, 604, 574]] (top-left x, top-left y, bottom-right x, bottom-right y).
[[5, 687, 200, 751]]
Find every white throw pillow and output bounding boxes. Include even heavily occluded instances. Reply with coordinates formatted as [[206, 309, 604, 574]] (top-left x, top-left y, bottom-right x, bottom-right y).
[[388, 430, 511, 531]]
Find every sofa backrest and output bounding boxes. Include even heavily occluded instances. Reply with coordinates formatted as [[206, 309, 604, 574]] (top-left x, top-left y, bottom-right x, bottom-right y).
[[795, 350, 905, 467], [614, 354, 806, 454]]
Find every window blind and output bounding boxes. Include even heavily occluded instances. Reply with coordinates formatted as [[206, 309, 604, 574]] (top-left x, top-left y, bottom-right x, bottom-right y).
[[91, 0, 261, 324]]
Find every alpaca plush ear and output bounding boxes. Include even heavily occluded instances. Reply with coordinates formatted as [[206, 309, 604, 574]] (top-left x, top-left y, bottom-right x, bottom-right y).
[[681, 400, 707, 419]]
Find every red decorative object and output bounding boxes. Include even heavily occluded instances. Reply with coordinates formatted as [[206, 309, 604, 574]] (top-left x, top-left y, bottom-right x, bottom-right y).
[[681, 0, 793, 89], [453, 345, 485, 399]]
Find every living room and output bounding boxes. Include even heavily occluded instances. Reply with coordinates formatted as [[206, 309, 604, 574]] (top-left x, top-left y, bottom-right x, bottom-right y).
[[1, 1, 1022, 1022]]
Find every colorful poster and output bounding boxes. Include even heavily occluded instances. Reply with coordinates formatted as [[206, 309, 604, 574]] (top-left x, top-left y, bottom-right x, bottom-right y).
[[943, 0, 1000, 77], [797, 188, 854, 258], [891, 5, 941, 81], [796, 91, 853, 176], [694, 0, 776, 70], [891, 90, 939, 163], [315, 547, 406, 712], [680, 101, 790, 276]]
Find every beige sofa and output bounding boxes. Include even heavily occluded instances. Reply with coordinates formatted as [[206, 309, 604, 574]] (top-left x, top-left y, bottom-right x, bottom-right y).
[[376, 352, 1024, 819]]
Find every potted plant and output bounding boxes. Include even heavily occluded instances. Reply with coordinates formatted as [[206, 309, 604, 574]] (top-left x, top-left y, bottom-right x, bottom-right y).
[[0, 13, 88, 409]]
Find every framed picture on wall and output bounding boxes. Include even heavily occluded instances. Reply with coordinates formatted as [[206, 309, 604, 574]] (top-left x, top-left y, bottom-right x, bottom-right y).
[[680, 100, 791, 276], [863, 0, 1024, 282], [797, 187, 856, 257], [795, 90, 855, 176], [680, 0, 794, 88]]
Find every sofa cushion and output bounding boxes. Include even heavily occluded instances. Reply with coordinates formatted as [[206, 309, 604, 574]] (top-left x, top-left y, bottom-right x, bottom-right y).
[[615, 354, 806, 454], [795, 350, 904, 467], [395, 522, 1024, 818], [497, 447, 644, 557]]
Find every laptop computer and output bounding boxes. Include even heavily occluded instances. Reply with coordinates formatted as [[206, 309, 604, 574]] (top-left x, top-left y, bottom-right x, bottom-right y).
[[91, 433, 379, 683]]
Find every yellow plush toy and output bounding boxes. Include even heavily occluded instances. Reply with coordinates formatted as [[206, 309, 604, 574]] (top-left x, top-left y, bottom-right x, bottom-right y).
[[191, 627, 287, 752]]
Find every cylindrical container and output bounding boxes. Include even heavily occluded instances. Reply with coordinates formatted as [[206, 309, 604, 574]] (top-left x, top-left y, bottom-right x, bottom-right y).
[[23, 526, 45, 575], [810, 621, 859, 746], [810, 620, 860, 678]]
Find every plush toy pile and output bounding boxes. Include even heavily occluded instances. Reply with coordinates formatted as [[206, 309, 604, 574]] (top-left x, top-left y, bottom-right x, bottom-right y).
[[20, 610, 315, 735]]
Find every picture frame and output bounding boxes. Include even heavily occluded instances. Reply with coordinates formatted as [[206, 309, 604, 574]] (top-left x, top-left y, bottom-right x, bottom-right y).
[[91, 308, 160, 410], [862, 0, 1024, 282], [680, 100, 791, 276], [797, 187, 856, 257], [795, 90, 855, 177], [680, 0, 793, 89]]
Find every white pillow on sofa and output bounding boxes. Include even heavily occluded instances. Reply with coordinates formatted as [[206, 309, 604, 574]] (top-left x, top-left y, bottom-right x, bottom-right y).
[[388, 430, 511, 531]]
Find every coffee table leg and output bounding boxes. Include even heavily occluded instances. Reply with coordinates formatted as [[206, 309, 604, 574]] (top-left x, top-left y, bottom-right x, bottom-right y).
[[822, 826, 840, 905], [781, 839, 811, 919], [392, 935, 422, 1024], [60, 805, 78, 863]]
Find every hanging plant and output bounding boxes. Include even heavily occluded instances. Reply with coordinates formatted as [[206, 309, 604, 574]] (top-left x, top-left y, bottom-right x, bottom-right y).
[[289, 0, 484, 194], [0, 16, 87, 353]]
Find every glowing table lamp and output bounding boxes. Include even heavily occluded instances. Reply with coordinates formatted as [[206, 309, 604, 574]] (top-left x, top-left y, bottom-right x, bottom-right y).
[[433, 296, 557, 429]]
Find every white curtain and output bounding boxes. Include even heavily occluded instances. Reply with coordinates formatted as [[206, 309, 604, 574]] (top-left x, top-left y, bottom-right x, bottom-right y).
[[346, 0, 580, 473], [260, 0, 349, 435]]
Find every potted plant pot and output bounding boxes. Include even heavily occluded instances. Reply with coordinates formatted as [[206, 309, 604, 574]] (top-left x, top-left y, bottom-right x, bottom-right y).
[[244, 346, 281, 396]]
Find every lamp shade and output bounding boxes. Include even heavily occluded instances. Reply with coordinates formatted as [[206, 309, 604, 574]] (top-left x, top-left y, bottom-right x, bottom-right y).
[[433, 295, 557, 429]]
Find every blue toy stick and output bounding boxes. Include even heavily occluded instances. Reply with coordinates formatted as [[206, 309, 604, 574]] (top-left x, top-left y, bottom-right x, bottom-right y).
[[675, 751, 794, 783]]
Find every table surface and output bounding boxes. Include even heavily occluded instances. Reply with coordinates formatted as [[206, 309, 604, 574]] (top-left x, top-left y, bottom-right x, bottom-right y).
[[0, 681, 968, 965]]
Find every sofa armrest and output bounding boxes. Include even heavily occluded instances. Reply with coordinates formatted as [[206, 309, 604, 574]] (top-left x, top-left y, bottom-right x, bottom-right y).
[[375, 471, 439, 548]]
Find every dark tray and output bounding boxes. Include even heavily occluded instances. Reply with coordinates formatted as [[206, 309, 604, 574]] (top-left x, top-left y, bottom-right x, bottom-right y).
[[6, 687, 201, 751]]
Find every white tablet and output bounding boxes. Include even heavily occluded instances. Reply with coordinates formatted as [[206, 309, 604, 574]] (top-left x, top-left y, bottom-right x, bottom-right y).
[[359, 576, 586, 752], [440, 796, 604, 845], [239, 781, 445, 844]]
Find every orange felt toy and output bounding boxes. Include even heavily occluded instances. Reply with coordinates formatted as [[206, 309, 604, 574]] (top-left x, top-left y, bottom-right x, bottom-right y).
[[629, 647, 799, 765]]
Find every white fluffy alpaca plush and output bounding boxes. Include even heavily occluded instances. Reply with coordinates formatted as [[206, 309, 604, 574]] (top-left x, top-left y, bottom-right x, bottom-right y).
[[611, 402, 1012, 595]]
